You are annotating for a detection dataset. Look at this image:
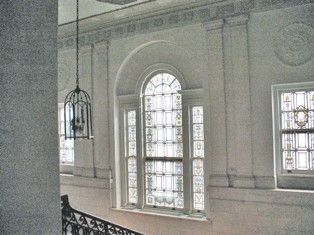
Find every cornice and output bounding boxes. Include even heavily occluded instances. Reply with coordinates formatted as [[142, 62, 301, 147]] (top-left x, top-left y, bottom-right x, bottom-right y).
[[58, 0, 312, 50]]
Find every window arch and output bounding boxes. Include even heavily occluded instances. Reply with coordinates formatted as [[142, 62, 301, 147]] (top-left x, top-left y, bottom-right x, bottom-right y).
[[120, 69, 205, 214]]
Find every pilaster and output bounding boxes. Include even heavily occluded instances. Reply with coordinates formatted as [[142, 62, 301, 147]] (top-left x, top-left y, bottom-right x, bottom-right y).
[[92, 40, 111, 179], [73, 44, 95, 178], [204, 20, 229, 187], [224, 15, 254, 188]]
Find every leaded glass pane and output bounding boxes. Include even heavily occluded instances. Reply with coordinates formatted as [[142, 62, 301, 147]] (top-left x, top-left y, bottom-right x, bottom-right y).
[[145, 160, 184, 209], [59, 105, 74, 164], [193, 193, 204, 211], [280, 90, 314, 171], [127, 111, 137, 157], [144, 73, 182, 159], [126, 110, 138, 204], [144, 73, 183, 210], [192, 106, 205, 211]]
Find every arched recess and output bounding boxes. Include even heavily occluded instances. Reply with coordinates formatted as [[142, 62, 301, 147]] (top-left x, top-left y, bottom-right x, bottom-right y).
[[112, 40, 204, 208], [114, 40, 202, 97]]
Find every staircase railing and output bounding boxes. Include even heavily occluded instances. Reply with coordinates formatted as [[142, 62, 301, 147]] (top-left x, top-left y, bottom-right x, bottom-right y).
[[61, 195, 142, 235]]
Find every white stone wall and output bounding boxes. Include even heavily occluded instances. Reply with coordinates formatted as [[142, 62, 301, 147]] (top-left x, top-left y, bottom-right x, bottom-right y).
[[59, 2, 314, 235], [0, 1, 61, 234]]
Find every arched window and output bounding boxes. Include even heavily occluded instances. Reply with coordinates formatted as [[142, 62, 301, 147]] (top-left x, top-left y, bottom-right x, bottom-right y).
[[143, 73, 184, 209], [121, 71, 205, 214]]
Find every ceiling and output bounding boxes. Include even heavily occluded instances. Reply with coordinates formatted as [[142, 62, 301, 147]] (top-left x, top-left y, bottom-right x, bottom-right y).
[[58, 0, 154, 25]]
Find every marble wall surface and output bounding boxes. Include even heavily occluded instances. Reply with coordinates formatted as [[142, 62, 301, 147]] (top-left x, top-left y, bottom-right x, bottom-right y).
[[0, 1, 61, 234]]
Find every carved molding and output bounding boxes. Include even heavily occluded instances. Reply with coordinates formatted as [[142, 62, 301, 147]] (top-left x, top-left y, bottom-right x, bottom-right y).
[[203, 19, 224, 31], [274, 23, 314, 66], [225, 14, 248, 27], [58, 0, 311, 50], [60, 174, 111, 189]]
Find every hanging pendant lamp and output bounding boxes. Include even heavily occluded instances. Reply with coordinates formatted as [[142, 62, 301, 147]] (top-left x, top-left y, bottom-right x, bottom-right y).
[[64, 0, 93, 140]]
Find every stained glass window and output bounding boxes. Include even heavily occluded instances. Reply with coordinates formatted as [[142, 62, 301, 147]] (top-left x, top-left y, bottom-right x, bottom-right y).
[[58, 105, 74, 164], [280, 90, 314, 171], [126, 110, 138, 204], [192, 106, 205, 211], [144, 73, 183, 209]]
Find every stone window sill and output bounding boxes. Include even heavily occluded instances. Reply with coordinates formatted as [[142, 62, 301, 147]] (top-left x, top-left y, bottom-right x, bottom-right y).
[[60, 164, 74, 175], [277, 174, 314, 190], [111, 207, 209, 222]]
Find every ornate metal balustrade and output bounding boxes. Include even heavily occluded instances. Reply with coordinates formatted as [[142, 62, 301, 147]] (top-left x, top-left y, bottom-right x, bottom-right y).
[[61, 195, 142, 235]]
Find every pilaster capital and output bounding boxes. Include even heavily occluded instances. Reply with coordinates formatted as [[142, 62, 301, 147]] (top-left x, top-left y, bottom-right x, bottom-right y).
[[225, 14, 249, 27], [93, 39, 110, 50], [203, 19, 224, 31], [80, 43, 93, 55]]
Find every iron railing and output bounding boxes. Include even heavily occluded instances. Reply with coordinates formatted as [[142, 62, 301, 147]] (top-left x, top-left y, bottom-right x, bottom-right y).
[[61, 195, 142, 235]]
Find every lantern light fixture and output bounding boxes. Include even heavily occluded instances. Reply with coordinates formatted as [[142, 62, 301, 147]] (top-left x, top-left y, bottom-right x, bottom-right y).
[[64, 0, 93, 140]]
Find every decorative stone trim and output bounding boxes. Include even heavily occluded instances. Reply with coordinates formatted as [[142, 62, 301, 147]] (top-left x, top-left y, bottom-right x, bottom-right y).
[[208, 186, 314, 208], [73, 166, 95, 178], [60, 174, 111, 189], [58, 0, 311, 50], [254, 176, 276, 189], [95, 167, 112, 179], [180, 88, 204, 103], [225, 14, 249, 26], [117, 94, 139, 105], [208, 174, 230, 187], [273, 23, 314, 66], [203, 19, 224, 31], [229, 175, 255, 188]]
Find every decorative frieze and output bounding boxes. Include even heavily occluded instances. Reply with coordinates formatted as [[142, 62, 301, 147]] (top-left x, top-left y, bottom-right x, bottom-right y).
[[58, 0, 311, 50]]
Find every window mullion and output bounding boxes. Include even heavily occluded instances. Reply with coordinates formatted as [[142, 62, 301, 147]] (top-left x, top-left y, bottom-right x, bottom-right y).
[[182, 103, 192, 213], [138, 99, 145, 209], [120, 108, 128, 207]]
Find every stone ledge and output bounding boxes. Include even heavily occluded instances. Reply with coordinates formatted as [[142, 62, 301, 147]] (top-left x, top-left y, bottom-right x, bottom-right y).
[[60, 174, 111, 189], [208, 186, 314, 208], [111, 207, 210, 223], [277, 174, 314, 190]]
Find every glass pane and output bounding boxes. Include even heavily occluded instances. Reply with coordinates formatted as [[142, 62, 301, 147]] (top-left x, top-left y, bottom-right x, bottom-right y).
[[126, 111, 138, 204], [193, 193, 204, 211], [192, 106, 205, 211], [128, 188, 137, 204], [145, 160, 183, 209], [144, 74, 182, 158], [127, 158, 138, 204], [59, 105, 74, 164], [127, 111, 137, 157], [192, 159, 204, 211], [280, 90, 314, 171], [281, 91, 313, 130]]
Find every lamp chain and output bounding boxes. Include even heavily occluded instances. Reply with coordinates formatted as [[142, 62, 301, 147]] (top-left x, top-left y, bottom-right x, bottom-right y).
[[76, 0, 79, 87]]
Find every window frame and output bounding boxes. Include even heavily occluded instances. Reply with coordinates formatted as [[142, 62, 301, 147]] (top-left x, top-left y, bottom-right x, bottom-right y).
[[118, 69, 206, 216], [142, 73, 185, 211], [58, 103, 74, 174], [272, 82, 314, 190]]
